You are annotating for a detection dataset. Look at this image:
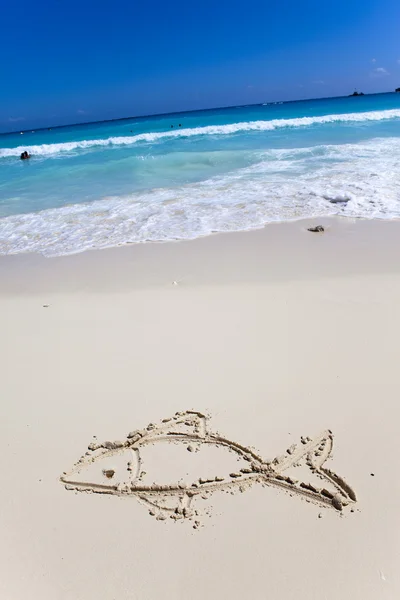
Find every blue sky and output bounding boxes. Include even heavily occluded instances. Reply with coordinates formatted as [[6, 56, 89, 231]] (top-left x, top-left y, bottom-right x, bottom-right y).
[[1, 0, 400, 132]]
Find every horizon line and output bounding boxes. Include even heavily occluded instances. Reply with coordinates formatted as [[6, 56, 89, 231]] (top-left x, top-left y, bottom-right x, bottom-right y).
[[0, 90, 396, 137]]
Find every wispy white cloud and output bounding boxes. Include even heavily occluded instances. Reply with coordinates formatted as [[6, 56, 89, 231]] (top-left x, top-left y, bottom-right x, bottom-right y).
[[312, 80, 326, 85], [8, 116, 25, 123], [370, 67, 389, 77], [397, 59, 400, 65], [371, 58, 377, 64], [77, 109, 86, 115]]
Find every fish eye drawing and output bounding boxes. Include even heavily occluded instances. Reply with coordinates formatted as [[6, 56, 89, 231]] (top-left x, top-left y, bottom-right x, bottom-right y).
[[60, 411, 357, 524]]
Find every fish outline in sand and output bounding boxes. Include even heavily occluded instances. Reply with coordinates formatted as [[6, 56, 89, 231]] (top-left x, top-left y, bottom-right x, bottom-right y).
[[60, 411, 357, 521]]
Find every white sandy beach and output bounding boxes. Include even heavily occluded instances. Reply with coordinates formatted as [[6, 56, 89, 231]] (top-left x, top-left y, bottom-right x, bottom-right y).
[[1, 217, 400, 600]]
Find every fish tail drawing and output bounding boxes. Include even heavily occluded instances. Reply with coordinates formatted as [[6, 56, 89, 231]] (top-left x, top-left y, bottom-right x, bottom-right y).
[[267, 430, 357, 510]]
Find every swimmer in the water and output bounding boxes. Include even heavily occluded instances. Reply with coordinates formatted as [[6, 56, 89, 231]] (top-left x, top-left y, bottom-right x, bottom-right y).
[[20, 151, 31, 160]]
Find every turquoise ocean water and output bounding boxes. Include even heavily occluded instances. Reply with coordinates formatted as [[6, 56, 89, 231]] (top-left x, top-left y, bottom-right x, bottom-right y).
[[1, 93, 400, 256]]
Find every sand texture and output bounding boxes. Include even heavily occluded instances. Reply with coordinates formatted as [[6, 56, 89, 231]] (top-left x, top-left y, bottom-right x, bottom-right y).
[[1, 217, 400, 599]]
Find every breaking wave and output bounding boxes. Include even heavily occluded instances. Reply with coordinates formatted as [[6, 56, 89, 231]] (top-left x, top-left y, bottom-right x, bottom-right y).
[[1, 138, 400, 257], [1, 109, 400, 158]]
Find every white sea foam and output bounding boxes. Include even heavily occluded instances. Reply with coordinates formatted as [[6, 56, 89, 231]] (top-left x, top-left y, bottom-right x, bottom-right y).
[[1, 109, 400, 158], [1, 137, 400, 257]]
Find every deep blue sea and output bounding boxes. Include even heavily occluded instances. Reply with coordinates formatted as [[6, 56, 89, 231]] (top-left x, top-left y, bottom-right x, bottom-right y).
[[1, 93, 400, 256]]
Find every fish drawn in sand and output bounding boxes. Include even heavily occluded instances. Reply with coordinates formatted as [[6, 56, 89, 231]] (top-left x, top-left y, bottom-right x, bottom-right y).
[[60, 411, 357, 523]]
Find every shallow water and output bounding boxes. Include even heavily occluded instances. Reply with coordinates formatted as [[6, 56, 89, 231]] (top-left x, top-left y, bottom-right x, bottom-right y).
[[1, 93, 400, 256]]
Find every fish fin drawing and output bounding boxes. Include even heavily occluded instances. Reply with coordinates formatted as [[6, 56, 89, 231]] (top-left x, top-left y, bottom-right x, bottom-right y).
[[137, 411, 208, 442], [138, 491, 194, 519]]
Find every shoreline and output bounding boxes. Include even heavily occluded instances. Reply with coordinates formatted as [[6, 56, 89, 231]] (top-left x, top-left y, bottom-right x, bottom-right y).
[[2, 215, 400, 293]]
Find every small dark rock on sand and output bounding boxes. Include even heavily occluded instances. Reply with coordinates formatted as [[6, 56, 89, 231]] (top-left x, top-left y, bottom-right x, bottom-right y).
[[103, 469, 115, 479], [307, 225, 325, 233]]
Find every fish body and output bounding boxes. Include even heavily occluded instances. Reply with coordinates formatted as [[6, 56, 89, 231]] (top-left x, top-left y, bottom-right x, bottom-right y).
[[61, 411, 357, 521]]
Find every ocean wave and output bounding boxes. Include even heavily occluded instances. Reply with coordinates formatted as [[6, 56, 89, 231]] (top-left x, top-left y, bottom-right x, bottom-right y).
[[1, 138, 400, 257], [1, 109, 400, 158]]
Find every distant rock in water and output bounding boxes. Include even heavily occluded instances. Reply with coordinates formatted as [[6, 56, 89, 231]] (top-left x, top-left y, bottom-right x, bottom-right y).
[[349, 91, 365, 97], [396, 87, 400, 93]]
